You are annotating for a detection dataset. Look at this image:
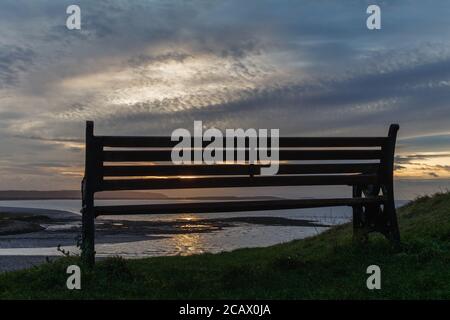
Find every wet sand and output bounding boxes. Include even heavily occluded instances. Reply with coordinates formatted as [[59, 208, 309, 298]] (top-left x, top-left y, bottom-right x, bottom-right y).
[[0, 206, 329, 272]]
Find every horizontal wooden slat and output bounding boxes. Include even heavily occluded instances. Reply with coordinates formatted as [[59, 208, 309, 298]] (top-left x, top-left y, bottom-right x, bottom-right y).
[[103, 164, 256, 176], [94, 196, 386, 216], [102, 149, 382, 162], [99, 136, 387, 148], [99, 174, 378, 191], [102, 163, 379, 177], [279, 137, 387, 148]]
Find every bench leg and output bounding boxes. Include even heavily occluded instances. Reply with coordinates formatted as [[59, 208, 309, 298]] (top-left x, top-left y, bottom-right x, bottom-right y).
[[352, 184, 400, 245], [383, 186, 401, 244], [81, 207, 95, 267], [352, 185, 368, 243], [366, 186, 400, 245]]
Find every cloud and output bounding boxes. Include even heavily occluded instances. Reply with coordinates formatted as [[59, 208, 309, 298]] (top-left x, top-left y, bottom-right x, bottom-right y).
[[394, 153, 450, 179], [1, 0, 450, 188], [396, 153, 450, 165], [436, 165, 450, 172], [0, 46, 35, 88], [428, 172, 439, 178]]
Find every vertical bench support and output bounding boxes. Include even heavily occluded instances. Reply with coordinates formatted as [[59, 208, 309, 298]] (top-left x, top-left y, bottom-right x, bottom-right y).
[[382, 124, 401, 243], [352, 124, 400, 244], [352, 185, 367, 243], [81, 121, 97, 267]]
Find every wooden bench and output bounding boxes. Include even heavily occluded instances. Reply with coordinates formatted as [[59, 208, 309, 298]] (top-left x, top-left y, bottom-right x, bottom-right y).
[[81, 121, 400, 265]]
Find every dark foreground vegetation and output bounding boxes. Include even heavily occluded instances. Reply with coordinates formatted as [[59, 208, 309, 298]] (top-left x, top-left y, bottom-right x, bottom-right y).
[[1, 192, 450, 299]]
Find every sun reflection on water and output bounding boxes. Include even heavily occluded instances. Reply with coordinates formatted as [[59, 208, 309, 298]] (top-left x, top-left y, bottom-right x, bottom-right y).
[[170, 233, 205, 255], [179, 215, 199, 221]]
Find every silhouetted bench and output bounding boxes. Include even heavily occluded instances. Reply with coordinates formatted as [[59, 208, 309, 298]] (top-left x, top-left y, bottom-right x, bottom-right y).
[[81, 121, 400, 265]]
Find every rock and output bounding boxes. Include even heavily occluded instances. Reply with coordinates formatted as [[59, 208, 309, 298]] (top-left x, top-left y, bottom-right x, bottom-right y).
[[0, 220, 45, 236]]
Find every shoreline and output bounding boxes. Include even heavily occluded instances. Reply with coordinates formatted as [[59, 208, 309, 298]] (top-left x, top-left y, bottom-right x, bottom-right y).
[[0, 205, 331, 272], [1, 192, 448, 299], [0, 205, 330, 235]]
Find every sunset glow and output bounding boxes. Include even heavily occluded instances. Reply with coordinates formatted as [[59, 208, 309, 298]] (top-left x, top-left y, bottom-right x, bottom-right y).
[[0, 1, 449, 191]]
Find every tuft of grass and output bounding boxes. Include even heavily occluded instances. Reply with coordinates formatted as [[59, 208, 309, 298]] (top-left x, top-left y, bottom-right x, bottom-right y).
[[1, 192, 450, 299]]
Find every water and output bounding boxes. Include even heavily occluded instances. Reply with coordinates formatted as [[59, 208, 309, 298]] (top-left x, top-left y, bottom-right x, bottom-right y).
[[0, 199, 408, 258]]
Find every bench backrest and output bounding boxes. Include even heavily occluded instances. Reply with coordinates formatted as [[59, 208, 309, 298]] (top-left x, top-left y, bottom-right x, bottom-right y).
[[82, 122, 399, 197], [80, 122, 400, 265]]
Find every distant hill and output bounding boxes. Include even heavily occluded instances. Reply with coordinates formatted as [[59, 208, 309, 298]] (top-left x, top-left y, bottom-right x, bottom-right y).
[[0, 190, 283, 201], [0, 190, 168, 200]]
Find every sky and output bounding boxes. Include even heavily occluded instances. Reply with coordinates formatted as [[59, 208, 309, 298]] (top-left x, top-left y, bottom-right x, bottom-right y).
[[1, 0, 450, 192]]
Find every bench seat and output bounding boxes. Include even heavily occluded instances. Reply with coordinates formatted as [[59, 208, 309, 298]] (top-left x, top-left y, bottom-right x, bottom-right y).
[[93, 196, 386, 216]]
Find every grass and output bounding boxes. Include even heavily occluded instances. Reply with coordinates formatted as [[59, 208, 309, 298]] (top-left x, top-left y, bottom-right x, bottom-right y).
[[1, 192, 450, 299]]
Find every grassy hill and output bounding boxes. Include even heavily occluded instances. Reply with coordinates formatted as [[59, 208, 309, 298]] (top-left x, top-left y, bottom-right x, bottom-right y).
[[1, 192, 450, 299]]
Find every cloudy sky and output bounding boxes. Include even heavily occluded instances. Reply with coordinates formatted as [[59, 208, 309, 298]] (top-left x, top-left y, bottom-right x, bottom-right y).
[[1, 0, 450, 191]]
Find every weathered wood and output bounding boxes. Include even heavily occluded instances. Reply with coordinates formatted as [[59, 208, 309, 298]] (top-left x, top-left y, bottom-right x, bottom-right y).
[[102, 149, 382, 162], [81, 121, 401, 265], [99, 136, 387, 148], [352, 185, 366, 243], [383, 124, 401, 243], [100, 174, 378, 191], [102, 163, 380, 177], [94, 196, 386, 216], [81, 121, 98, 267]]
